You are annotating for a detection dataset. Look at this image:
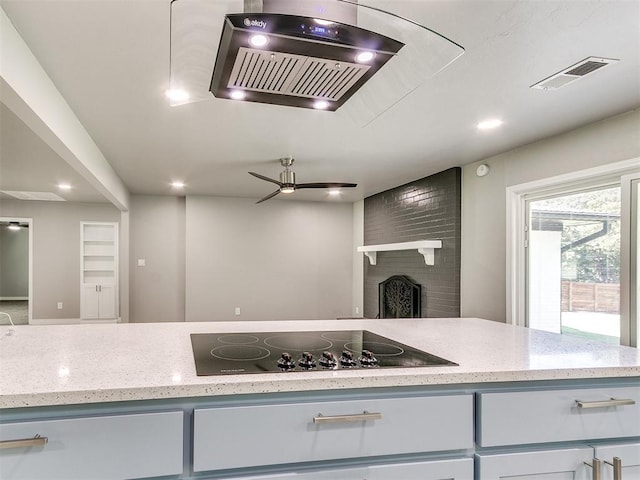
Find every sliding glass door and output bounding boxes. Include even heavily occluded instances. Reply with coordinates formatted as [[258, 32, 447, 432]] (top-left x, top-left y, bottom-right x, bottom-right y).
[[526, 186, 622, 343]]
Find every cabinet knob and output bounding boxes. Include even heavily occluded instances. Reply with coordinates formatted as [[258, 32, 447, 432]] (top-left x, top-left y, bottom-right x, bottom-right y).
[[604, 457, 622, 480]]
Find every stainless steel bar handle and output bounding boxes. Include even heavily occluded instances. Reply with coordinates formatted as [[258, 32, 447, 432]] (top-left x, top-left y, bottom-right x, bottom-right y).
[[313, 411, 383, 424], [0, 434, 48, 449], [576, 398, 636, 409], [604, 457, 622, 480], [584, 458, 602, 480]]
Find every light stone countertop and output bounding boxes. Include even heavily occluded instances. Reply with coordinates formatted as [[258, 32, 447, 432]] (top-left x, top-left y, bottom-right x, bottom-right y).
[[1, 318, 639, 409]]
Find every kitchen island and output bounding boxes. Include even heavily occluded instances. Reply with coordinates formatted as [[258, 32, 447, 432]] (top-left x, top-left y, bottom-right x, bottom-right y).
[[1, 318, 639, 479]]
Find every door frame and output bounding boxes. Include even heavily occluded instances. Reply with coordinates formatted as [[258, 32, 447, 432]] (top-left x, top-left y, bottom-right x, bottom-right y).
[[506, 158, 640, 346], [0, 216, 33, 324], [621, 172, 640, 346]]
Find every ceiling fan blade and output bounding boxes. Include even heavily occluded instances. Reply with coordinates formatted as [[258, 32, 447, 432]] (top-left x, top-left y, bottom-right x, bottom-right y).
[[249, 172, 283, 186], [295, 182, 357, 189], [256, 189, 281, 204]]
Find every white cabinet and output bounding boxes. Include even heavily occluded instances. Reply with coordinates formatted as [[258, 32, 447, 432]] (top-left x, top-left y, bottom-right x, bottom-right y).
[[476, 448, 594, 479], [80, 222, 118, 320], [193, 394, 473, 473], [231, 458, 473, 479], [476, 386, 640, 447], [0, 411, 184, 479], [594, 442, 640, 479], [476, 385, 640, 480]]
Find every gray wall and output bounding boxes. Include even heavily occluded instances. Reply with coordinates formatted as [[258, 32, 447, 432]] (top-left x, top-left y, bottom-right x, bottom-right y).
[[461, 108, 640, 322], [185, 196, 354, 321], [0, 199, 120, 319], [363, 168, 461, 318], [0, 226, 29, 297], [130, 195, 185, 322]]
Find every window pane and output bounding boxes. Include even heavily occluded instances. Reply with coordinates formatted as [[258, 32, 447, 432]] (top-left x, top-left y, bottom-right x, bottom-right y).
[[527, 186, 621, 343]]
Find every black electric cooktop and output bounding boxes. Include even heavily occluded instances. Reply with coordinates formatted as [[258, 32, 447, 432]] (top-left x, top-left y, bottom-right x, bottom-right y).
[[190, 330, 457, 376]]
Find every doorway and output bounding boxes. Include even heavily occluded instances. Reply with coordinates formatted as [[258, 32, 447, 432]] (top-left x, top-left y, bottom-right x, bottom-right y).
[[526, 186, 621, 343], [0, 217, 32, 325]]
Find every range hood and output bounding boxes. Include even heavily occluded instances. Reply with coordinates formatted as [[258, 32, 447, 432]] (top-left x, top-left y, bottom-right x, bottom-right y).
[[170, 0, 464, 125], [209, 12, 404, 111]]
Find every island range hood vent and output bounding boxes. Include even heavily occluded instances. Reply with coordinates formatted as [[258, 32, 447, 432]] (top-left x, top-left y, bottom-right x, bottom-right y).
[[210, 1, 404, 111]]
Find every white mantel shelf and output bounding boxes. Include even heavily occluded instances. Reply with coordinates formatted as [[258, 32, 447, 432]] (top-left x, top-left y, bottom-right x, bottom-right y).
[[357, 240, 443, 266]]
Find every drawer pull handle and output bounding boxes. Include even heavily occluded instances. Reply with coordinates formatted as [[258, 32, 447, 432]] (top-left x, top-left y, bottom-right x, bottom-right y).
[[584, 458, 601, 480], [0, 434, 48, 449], [576, 398, 636, 409], [313, 411, 383, 424], [604, 457, 622, 480]]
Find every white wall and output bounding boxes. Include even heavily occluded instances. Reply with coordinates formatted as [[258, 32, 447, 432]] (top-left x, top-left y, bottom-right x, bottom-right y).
[[0, 199, 121, 319], [130, 195, 185, 323], [461, 109, 640, 322], [185, 196, 354, 321]]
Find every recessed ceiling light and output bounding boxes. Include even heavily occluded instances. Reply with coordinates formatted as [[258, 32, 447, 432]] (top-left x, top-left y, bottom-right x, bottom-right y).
[[230, 90, 246, 100], [171, 181, 185, 189], [166, 89, 190, 102], [58, 183, 72, 190], [249, 34, 269, 48], [355, 51, 375, 63], [477, 119, 503, 130], [313, 100, 330, 110]]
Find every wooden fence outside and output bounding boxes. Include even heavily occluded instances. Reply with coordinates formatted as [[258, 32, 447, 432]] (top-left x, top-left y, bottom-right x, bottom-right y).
[[561, 281, 620, 314]]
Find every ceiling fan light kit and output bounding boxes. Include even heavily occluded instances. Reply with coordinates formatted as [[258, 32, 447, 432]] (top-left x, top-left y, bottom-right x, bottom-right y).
[[249, 157, 357, 203]]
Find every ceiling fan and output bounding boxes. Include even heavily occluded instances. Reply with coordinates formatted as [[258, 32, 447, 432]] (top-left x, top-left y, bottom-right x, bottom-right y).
[[249, 157, 357, 203]]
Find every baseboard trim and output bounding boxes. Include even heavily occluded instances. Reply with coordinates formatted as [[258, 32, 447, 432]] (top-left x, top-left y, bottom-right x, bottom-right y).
[[30, 318, 120, 325], [0, 297, 28, 301], [30, 318, 81, 325]]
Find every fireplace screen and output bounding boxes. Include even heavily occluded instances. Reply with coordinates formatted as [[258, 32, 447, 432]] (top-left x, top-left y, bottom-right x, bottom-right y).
[[379, 275, 422, 318]]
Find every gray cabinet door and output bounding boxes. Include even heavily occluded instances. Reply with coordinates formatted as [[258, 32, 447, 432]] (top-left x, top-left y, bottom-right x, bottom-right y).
[[0, 411, 183, 479], [476, 447, 594, 479], [233, 458, 473, 479], [594, 442, 640, 479], [194, 395, 473, 472]]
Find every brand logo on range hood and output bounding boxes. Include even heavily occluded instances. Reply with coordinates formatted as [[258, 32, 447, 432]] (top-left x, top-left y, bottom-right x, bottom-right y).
[[244, 18, 267, 29]]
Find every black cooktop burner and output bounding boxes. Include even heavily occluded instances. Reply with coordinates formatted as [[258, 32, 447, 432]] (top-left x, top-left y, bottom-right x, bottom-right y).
[[190, 330, 457, 376]]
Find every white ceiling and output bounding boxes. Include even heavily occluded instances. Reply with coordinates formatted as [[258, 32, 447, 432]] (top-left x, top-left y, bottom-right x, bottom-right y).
[[1, 0, 639, 205]]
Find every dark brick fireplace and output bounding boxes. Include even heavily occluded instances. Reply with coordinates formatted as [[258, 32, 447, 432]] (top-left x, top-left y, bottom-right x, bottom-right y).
[[363, 167, 461, 318]]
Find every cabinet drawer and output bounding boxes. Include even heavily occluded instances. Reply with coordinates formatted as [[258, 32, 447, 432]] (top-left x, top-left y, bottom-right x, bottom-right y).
[[0, 411, 184, 479], [229, 458, 473, 479], [477, 386, 640, 447], [476, 447, 594, 479], [193, 394, 473, 472]]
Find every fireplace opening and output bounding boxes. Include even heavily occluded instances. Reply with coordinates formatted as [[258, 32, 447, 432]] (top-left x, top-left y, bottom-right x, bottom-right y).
[[378, 275, 422, 318]]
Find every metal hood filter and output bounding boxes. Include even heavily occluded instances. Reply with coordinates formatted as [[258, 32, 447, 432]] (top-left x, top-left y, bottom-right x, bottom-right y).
[[210, 13, 404, 111]]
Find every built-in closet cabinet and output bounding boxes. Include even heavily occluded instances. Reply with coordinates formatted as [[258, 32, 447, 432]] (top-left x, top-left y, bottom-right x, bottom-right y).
[[80, 222, 118, 320]]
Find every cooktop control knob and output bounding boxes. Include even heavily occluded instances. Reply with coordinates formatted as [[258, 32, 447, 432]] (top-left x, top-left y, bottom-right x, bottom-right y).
[[298, 351, 316, 369], [359, 349, 379, 367], [340, 350, 357, 368], [319, 351, 337, 369], [277, 352, 296, 371]]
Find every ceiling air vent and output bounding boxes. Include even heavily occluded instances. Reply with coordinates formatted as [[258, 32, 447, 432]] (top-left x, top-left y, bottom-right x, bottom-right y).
[[531, 57, 619, 91], [0, 191, 66, 201]]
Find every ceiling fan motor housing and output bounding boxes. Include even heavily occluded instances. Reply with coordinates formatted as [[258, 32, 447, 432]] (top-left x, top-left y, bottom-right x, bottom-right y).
[[279, 166, 295, 190]]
